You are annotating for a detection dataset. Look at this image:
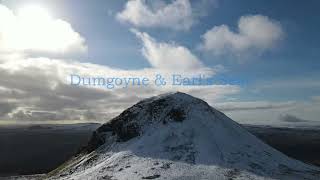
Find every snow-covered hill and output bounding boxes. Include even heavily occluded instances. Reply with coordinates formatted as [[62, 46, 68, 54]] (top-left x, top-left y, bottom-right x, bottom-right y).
[[48, 92, 320, 180]]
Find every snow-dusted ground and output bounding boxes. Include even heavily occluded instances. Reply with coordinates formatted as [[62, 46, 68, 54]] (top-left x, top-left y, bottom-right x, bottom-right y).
[[48, 92, 320, 180]]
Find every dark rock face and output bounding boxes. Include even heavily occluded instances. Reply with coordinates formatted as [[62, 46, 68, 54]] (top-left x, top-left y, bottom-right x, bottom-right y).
[[83, 109, 141, 153], [145, 98, 169, 119], [167, 108, 186, 122], [83, 92, 192, 153], [142, 174, 161, 179], [104, 108, 141, 142], [84, 131, 106, 153]]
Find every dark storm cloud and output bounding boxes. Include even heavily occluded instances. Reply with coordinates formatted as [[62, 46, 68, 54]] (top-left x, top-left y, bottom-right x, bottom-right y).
[[0, 60, 163, 121], [0, 61, 128, 121], [0, 101, 16, 116], [280, 114, 309, 123], [0, 56, 239, 123], [217, 101, 296, 112]]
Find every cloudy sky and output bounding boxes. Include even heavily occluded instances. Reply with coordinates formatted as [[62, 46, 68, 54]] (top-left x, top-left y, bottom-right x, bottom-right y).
[[0, 0, 319, 126]]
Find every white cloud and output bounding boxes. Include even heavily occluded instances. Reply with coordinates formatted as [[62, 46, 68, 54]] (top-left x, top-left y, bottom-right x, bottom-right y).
[[117, 0, 196, 30], [131, 29, 213, 73], [200, 15, 284, 57], [0, 5, 87, 57]]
